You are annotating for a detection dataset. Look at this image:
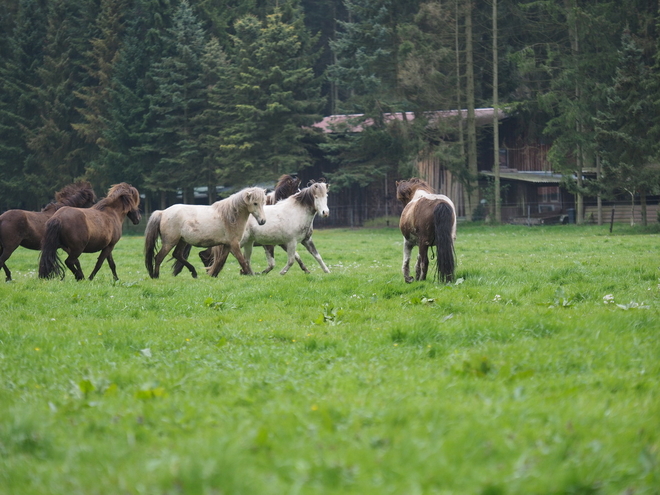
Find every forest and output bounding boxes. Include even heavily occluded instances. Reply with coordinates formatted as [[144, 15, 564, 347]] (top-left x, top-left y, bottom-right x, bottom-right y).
[[1, 0, 659, 216]]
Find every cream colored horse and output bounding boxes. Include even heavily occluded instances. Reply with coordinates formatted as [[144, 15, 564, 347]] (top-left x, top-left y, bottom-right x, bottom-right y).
[[144, 187, 266, 278], [207, 182, 330, 276]]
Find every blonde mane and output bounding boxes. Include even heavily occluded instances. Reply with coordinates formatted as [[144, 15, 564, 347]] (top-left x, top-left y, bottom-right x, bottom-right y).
[[215, 187, 266, 224]]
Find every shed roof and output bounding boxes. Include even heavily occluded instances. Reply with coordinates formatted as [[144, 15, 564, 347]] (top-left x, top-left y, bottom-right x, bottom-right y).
[[480, 171, 564, 183], [313, 108, 506, 134]]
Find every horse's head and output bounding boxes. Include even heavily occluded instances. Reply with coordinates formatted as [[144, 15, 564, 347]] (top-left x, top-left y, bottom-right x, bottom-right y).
[[309, 181, 330, 218], [274, 174, 301, 201], [396, 178, 431, 206], [245, 187, 267, 225], [110, 182, 142, 225]]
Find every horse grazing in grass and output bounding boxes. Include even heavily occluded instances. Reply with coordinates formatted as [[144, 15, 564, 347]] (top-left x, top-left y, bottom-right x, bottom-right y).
[[396, 178, 456, 283], [39, 183, 141, 281], [145, 187, 267, 278], [193, 174, 301, 268], [207, 181, 330, 276], [0, 181, 96, 281]]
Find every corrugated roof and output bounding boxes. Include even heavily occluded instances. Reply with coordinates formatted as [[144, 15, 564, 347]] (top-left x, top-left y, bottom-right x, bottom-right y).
[[480, 171, 564, 183]]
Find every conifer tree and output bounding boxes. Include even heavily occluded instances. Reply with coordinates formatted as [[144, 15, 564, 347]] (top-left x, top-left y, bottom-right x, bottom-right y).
[[219, 4, 324, 184], [0, 0, 48, 208], [143, 0, 207, 202]]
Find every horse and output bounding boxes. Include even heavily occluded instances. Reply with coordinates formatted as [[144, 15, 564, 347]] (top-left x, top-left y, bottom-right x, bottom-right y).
[[38, 183, 141, 281], [206, 181, 330, 276], [144, 187, 267, 278], [0, 181, 96, 281], [396, 178, 456, 283], [193, 174, 301, 268]]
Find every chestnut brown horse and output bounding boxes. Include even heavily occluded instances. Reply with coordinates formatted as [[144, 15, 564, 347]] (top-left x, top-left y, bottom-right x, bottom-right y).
[[38, 183, 141, 281], [0, 181, 96, 281], [397, 178, 456, 283]]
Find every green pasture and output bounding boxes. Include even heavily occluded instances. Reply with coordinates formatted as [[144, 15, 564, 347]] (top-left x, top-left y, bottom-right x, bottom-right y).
[[0, 224, 658, 494]]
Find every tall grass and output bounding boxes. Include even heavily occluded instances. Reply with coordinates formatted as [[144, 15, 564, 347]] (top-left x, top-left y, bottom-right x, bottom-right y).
[[0, 224, 658, 494]]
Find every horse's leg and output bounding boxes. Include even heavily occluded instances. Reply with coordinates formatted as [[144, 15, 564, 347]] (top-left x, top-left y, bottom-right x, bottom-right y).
[[88, 246, 116, 281], [402, 238, 415, 283], [151, 243, 175, 279], [278, 244, 309, 273], [417, 244, 430, 281], [172, 240, 197, 278], [242, 242, 254, 275], [64, 251, 85, 281], [301, 238, 329, 273], [261, 246, 275, 274], [279, 242, 297, 275], [0, 241, 19, 282], [229, 241, 253, 275], [208, 245, 230, 277]]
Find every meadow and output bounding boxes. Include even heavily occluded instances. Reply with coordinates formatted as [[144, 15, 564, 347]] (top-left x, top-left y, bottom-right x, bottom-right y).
[[0, 223, 658, 494]]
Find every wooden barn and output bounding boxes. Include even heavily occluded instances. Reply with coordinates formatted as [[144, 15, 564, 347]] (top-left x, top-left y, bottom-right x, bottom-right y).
[[309, 109, 658, 226]]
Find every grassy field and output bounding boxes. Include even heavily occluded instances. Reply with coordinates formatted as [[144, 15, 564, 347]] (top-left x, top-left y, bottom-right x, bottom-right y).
[[0, 223, 659, 494]]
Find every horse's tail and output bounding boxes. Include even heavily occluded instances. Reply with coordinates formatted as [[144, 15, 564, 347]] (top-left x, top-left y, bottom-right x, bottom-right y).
[[144, 211, 162, 278], [433, 202, 456, 283], [171, 243, 192, 276], [38, 218, 66, 279]]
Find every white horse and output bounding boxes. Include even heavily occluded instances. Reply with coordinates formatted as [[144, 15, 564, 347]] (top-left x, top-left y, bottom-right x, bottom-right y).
[[207, 182, 330, 276], [144, 187, 267, 278]]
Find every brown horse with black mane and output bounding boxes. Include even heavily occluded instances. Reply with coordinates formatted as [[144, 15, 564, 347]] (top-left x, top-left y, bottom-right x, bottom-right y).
[[396, 178, 456, 283], [0, 181, 96, 281], [38, 183, 141, 281]]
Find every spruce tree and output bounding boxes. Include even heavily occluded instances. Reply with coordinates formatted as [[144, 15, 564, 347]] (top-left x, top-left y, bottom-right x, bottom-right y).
[[143, 0, 207, 202], [219, 4, 324, 185]]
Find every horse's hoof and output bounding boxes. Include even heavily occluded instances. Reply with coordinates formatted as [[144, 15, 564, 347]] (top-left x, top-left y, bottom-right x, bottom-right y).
[[404, 276, 414, 283]]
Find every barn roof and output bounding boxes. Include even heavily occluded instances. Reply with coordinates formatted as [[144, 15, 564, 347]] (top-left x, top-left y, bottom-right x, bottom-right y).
[[312, 108, 507, 134], [480, 171, 564, 183]]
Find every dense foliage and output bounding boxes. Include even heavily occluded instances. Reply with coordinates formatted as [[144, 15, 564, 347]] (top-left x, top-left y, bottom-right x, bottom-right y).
[[1, 0, 659, 210]]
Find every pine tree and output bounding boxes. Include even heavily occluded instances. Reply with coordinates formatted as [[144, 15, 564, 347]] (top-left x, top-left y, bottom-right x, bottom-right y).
[[0, 0, 48, 208], [219, 4, 324, 185], [597, 30, 658, 226], [22, 0, 96, 199], [72, 0, 127, 190], [143, 0, 207, 202]]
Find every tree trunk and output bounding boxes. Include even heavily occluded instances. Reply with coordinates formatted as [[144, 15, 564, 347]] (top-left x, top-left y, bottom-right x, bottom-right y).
[[596, 154, 602, 225], [492, 0, 501, 223], [465, 1, 479, 219], [640, 189, 647, 226]]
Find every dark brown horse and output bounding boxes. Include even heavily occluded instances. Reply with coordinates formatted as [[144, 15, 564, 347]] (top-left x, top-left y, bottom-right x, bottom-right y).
[[174, 174, 302, 274], [38, 183, 141, 281], [0, 181, 96, 281], [396, 178, 456, 283]]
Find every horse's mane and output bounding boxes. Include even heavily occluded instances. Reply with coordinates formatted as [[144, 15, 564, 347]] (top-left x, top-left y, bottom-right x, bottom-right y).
[[216, 187, 266, 224], [272, 174, 301, 203], [396, 178, 434, 205], [94, 183, 140, 212], [42, 181, 96, 212], [293, 182, 327, 209]]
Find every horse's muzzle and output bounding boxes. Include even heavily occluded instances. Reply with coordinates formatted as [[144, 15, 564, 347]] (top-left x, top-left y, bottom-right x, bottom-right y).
[[258, 219, 266, 226], [321, 209, 330, 218]]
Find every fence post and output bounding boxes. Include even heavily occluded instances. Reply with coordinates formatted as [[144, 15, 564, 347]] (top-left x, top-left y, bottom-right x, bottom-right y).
[[609, 205, 615, 233]]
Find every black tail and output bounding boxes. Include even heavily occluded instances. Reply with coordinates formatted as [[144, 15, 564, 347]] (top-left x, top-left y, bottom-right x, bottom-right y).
[[144, 211, 162, 278], [38, 218, 66, 279], [433, 202, 455, 283]]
